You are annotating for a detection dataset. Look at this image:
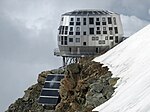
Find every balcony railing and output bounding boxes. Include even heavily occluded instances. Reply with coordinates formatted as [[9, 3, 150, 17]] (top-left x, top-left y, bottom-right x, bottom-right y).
[[54, 48, 98, 57]]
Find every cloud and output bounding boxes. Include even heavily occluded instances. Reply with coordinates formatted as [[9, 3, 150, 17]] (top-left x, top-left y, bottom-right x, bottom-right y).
[[0, 0, 149, 111]]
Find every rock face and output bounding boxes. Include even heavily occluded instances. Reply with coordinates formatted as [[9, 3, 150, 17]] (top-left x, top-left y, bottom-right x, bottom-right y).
[[6, 57, 118, 112], [55, 57, 118, 112]]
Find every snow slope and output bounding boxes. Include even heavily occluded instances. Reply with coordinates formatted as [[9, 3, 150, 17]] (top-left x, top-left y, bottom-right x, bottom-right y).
[[93, 24, 150, 112]]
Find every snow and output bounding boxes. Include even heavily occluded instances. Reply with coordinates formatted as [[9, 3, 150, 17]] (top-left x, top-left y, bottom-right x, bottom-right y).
[[93, 24, 150, 112]]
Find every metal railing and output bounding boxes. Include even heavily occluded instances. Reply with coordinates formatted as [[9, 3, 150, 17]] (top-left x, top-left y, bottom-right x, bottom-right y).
[[54, 48, 98, 57]]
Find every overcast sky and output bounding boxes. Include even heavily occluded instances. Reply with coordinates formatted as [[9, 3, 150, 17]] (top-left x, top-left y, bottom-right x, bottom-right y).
[[0, 0, 149, 111]]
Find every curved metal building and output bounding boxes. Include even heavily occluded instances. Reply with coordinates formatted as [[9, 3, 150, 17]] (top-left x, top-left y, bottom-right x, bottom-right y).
[[54, 10, 124, 65]]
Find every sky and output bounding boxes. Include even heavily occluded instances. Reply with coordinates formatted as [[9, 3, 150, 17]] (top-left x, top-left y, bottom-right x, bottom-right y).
[[0, 0, 149, 111]]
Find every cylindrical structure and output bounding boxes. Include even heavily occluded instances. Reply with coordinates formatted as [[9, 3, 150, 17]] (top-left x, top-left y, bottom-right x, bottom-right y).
[[57, 10, 124, 56]]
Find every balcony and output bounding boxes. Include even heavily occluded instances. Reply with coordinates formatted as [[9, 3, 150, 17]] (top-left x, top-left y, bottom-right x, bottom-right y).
[[54, 48, 97, 57]]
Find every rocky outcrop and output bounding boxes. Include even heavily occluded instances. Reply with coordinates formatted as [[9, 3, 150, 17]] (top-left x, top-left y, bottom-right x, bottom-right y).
[[55, 58, 119, 112], [6, 57, 119, 112], [6, 69, 64, 112]]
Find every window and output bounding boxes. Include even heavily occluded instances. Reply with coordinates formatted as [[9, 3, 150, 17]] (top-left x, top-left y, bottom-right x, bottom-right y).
[[77, 18, 80, 21], [59, 26, 62, 34], [65, 26, 68, 35], [109, 27, 113, 35], [76, 32, 80, 35], [99, 40, 105, 44], [71, 18, 74, 21], [89, 28, 94, 35], [103, 27, 106, 31], [105, 36, 108, 40], [95, 36, 99, 40], [64, 36, 67, 45], [97, 27, 100, 30], [102, 22, 106, 25], [89, 18, 94, 24], [114, 27, 118, 34], [61, 36, 63, 45], [69, 27, 73, 35], [103, 31, 107, 34], [83, 18, 86, 25], [58, 36, 61, 41], [62, 26, 65, 34], [70, 27, 73, 31], [109, 27, 113, 30], [102, 17, 106, 21], [76, 22, 80, 25], [83, 31, 86, 35], [83, 42, 86, 46], [76, 38, 80, 43], [69, 38, 73, 42], [96, 18, 99, 21], [61, 17, 64, 21], [69, 32, 73, 35], [115, 36, 119, 43], [76, 27, 80, 35], [108, 17, 112, 24], [96, 27, 101, 34], [113, 17, 117, 25], [110, 36, 113, 40], [70, 22, 74, 25], [96, 31, 101, 34], [92, 37, 95, 41], [76, 27, 80, 32], [96, 22, 100, 25]]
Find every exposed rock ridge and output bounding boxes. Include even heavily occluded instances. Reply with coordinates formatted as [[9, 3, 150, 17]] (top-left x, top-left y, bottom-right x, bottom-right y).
[[6, 57, 118, 112]]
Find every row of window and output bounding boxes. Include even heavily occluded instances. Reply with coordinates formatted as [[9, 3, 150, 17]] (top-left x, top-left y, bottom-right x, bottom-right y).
[[59, 26, 118, 35], [59, 36, 119, 45], [64, 17, 117, 26], [62, 17, 117, 25]]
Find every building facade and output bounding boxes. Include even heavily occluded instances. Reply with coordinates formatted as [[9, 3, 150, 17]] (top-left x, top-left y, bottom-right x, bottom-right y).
[[55, 10, 124, 57]]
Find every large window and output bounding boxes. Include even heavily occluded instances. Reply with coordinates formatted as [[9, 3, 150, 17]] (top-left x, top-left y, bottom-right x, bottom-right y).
[[115, 36, 119, 43], [64, 36, 67, 45], [113, 17, 117, 25], [61, 36, 63, 45], [109, 27, 113, 35], [108, 17, 112, 24], [65, 26, 68, 35], [83, 18, 86, 25], [89, 28, 94, 35], [89, 18, 94, 24], [114, 27, 118, 34]]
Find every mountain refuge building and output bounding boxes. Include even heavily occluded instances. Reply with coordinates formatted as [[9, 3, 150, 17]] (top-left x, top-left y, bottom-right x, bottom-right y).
[[54, 10, 124, 65]]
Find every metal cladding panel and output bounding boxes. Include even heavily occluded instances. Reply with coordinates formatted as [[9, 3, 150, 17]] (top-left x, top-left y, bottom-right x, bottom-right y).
[[38, 74, 64, 105]]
